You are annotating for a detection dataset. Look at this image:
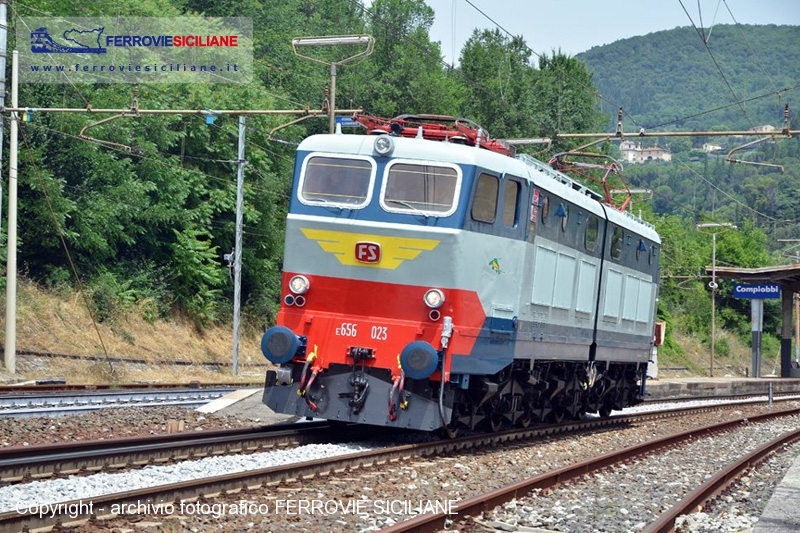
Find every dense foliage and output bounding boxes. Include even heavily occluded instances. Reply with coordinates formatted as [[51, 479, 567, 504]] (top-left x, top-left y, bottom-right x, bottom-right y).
[[2, 1, 797, 362], [578, 25, 800, 132]]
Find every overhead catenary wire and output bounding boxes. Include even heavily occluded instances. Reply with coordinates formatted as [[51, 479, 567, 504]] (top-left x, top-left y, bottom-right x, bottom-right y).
[[9, 4, 799, 228], [678, 0, 757, 131], [720, 0, 781, 94], [15, 122, 117, 377], [13, 117, 295, 204]]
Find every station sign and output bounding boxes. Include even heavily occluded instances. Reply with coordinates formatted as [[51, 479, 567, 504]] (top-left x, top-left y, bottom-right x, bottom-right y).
[[733, 283, 781, 299], [335, 116, 362, 128]]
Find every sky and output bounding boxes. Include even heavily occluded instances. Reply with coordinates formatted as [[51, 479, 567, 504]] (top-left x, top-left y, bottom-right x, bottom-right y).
[[422, 0, 800, 66]]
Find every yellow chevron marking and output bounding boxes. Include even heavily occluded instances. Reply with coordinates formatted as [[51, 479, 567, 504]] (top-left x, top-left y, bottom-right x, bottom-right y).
[[301, 228, 440, 269]]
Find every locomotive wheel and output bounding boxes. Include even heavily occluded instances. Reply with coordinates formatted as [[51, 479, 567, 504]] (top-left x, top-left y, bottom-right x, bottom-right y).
[[530, 401, 551, 423], [516, 415, 532, 428], [441, 403, 471, 438], [486, 410, 513, 432], [599, 404, 612, 418], [549, 407, 566, 424]]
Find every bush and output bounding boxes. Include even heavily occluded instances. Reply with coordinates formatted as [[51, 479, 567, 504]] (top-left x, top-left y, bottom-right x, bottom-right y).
[[714, 336, 730, 357], [85, 263, 175, 324], [87, 270, 136, 323]]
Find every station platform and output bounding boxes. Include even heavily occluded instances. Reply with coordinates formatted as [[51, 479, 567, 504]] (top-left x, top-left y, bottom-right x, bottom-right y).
[[753, 448, 800, 532], [644, 376, 800, 400]]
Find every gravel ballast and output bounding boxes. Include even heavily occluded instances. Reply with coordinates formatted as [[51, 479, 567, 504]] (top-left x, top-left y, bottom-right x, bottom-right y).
[[4, 400, 798, 532]]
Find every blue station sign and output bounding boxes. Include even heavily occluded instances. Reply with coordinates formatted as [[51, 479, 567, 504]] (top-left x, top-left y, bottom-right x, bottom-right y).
[[335, 116, 362, 128], [733, 283, 781, 299]]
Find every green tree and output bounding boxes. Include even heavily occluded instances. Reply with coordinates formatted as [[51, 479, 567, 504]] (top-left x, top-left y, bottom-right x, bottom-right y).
[[533, 51, 607, 147], [458, 29, 538, 138], [349, 0, 462, 117]]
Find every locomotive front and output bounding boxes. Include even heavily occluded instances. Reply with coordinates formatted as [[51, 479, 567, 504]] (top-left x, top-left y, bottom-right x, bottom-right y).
[[260, 133, 482, 431]]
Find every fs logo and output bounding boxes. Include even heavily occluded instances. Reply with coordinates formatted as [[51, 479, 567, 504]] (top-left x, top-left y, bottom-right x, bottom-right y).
[[354, 242, 381, 264], [31, 26, 107, 54]]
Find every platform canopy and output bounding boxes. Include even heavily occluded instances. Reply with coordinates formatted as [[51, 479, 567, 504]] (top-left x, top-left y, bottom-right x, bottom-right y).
[[705, 263, 800, 377], [706, 264, 800, 290]]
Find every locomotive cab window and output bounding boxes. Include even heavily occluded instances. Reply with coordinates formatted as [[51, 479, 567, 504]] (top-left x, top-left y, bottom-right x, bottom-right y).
[[381, 161, 459, 216], [471, 173, 499, 223], [300, 155, 373, 207]]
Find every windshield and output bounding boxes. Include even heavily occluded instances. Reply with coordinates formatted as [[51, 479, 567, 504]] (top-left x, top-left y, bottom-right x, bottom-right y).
[[300, 156, 373, 206], [381, 162, 459, 216]]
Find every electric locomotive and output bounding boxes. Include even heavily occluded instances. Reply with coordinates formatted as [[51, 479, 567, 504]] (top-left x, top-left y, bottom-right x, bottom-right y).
[[261, 114, 660, 434]]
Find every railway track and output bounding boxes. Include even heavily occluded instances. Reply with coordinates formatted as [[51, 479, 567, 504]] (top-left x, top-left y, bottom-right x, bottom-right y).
[[0, 382, 261, 394], [0, 398, 793, 533], [0, 420, 389, 485], [0, 387, 242, 417], [383, 407, 800, 533], [0, 395, 790, 486]]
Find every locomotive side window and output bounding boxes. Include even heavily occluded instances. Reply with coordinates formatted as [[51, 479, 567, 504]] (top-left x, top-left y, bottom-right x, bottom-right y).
[[382, 162, 459, 215], [502, 179, 521, 227], [541, 195, 550, 225], [649, 245, 657, 265], [301, 156, 373, 206], [636, 239, 647, 261], [471, 173, 499, 223], [610, 226, 623, 259], [585, 215, 599, 251]]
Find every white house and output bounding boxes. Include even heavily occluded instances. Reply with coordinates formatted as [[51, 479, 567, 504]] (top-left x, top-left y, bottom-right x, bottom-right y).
[[619, 141, 672, 163]]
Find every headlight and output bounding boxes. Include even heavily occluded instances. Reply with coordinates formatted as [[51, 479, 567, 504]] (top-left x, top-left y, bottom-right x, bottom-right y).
[[374, 135, 394, 155], [288, 275, 310, 294], [423, 288, 445, 309]]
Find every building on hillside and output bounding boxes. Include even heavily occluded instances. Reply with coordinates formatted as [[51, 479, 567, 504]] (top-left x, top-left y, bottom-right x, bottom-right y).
[[618, 140, 672, 163], [702, 143, 723, 153]]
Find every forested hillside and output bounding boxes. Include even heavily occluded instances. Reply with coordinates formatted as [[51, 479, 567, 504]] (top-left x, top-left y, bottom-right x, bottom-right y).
[[579, 23, 800, 366], [579, 25, 800, 132], [1, 0, 797, 370], [577, 25, 800, 243]]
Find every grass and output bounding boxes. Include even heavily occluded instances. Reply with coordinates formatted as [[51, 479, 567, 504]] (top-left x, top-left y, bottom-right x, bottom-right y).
[[657, 328, 784, 379], [0, 279, 269, 385]]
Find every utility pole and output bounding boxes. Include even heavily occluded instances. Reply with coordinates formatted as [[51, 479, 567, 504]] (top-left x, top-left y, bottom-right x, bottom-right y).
[[232, 116, 245, 376], [0, 0, 7, 236], [696, 222, 737, 377], [0, 1, 6, 371], [4, 50, 17, 374]]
